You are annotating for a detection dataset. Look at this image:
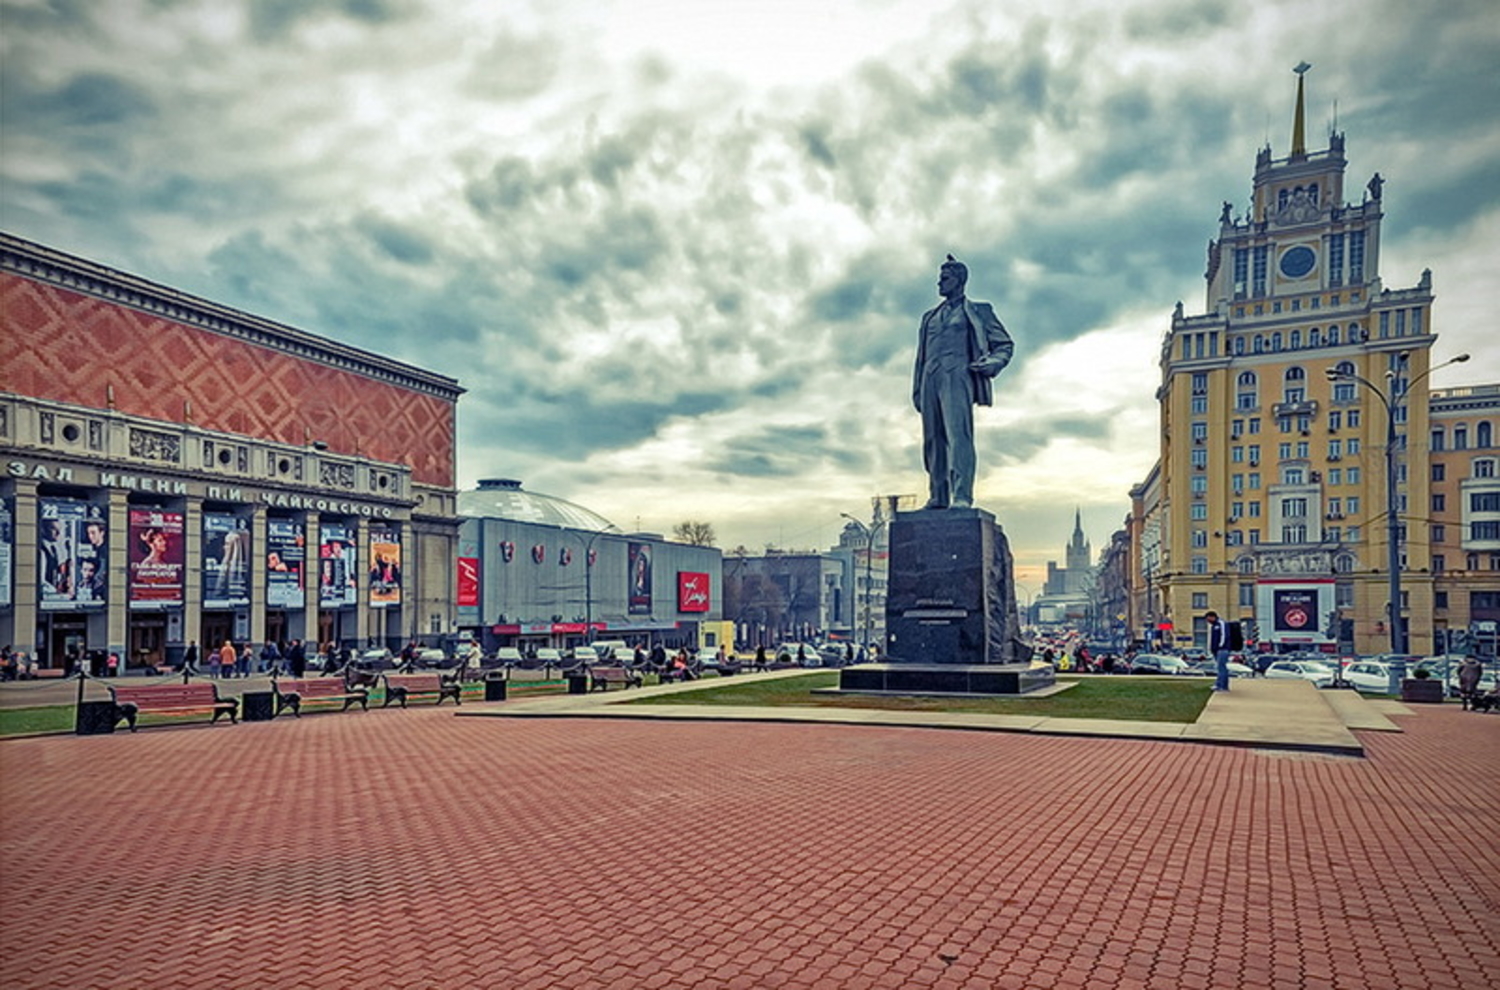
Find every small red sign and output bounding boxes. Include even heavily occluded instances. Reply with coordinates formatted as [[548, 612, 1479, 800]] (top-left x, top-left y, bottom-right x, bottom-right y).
[[677, 571, 710, 613]]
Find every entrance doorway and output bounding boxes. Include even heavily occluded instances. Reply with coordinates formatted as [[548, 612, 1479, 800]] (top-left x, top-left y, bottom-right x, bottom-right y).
[[201, 611, 235, 653], [129, 615, 168, 671], [47, 616, 88, 673]]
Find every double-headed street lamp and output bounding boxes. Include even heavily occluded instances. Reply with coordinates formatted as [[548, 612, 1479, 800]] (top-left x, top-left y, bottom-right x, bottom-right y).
[[840, 512, 889, 653], [1325, 351, 1469, 658]]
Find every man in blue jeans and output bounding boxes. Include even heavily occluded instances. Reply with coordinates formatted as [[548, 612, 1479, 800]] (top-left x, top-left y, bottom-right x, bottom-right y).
[[1206, 610, 1232, 692]]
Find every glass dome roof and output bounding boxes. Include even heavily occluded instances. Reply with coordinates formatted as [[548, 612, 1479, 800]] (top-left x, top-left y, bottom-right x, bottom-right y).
[[457, 478, 616, 532]]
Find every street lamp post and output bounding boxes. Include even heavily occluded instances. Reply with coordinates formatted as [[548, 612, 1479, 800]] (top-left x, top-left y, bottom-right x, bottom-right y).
[[1326, 352, 1469, 666], [840, 513, 888, 654], [579, 524, 618, 648]]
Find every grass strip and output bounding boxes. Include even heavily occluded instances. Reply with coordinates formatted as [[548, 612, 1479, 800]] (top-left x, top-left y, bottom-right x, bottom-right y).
[[626, 672, 1212, 723]]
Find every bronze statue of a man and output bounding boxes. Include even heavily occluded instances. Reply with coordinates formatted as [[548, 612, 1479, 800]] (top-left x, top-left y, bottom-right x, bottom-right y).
[[912, 256, 1013, 509]]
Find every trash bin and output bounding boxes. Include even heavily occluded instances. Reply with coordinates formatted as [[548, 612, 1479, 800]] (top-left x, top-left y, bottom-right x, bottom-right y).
[[484, 676, 507, 702], [241, 691, 275, 722], [566, 673, 589, 695], [75, 700, 117, 735]]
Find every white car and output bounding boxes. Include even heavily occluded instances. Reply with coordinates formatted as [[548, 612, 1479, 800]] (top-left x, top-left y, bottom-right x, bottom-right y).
[[1446, 665, 1497, 698], [534, 647, 564, 665], [1343, 661, 1396, 693], [1264, 660, 1335, 688], [493, 646, 523, 666], [775, 643, 822, 666]]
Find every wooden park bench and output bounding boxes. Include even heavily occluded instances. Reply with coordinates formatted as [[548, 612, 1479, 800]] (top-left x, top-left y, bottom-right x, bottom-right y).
[[589, 665, 642, 691], [381, 672, 462, 708], [108, 681, 238, 732], [271, 677, 370, 717]]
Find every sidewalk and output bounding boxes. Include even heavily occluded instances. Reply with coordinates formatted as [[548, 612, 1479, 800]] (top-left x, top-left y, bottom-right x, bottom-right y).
[[458, 671, 1399, 755]]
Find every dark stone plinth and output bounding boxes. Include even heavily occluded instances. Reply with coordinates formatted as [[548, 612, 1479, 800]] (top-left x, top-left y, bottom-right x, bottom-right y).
[[884, 507, 1025, 665], [837, 662, 1054, 696]]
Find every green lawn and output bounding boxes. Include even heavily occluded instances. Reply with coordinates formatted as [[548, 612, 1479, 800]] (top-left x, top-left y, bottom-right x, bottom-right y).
[[0, 705, 78, 736], [625, 672, 1214, 723]]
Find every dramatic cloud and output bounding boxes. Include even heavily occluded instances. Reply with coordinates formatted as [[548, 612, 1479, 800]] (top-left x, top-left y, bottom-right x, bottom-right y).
[[3, 0, 1497, 576]]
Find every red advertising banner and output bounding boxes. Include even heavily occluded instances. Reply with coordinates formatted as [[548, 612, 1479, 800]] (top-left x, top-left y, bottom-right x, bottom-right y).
[[456, 556, 480, 608], [128, 508, 184, 606], [677, 571, 710, 613]]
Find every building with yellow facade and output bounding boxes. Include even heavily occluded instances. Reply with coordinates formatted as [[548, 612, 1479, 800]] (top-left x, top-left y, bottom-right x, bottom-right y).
[[1133, 69, 1497, 656]]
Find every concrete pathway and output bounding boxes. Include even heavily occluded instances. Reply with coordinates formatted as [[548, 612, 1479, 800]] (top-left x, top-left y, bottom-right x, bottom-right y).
[[460, 671, 1397, 755]]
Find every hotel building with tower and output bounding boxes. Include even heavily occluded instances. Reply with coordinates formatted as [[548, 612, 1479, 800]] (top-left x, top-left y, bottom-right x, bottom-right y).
[[1133, 67, 1499, 656]]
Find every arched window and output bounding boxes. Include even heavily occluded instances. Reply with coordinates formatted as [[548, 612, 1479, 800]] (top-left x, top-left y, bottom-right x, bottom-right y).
[[1236, 371, 1258, 411], [1271, 332, 1283, 351], [1327, 326, 1339, 344], [1335, 360, 1355, 376], [1309, 327, 1322, 347], [1479, 421, 1493, 448], [1253, 335, 1265, 353], [1350, 322, 1363, 342], [1233, 336, 1245, 355], [1290, 330, 1302, 349], [1285, 367, 1305, 382]]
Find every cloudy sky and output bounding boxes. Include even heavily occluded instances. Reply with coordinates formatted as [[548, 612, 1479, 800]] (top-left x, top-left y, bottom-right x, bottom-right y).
[[4, 0, 1498, 589]]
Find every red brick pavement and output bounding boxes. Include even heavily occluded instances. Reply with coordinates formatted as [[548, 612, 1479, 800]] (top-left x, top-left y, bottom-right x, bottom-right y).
[[1, 705, 1497, 989]]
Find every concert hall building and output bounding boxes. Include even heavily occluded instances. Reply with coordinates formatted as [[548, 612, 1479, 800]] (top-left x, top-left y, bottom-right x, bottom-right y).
[[0, 233, 463, 671]]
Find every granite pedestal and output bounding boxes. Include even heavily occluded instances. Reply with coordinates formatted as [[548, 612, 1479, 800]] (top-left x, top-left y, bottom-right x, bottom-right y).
[[838, 506, 1047, 695]]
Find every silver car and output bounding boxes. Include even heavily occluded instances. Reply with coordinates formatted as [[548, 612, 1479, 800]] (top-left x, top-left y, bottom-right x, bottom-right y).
[[1264, 660, 1335, 688]]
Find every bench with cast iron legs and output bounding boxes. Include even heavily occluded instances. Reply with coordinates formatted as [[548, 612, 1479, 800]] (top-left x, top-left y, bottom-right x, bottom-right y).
[[381, 672, 463, 708], [108, 682, 238, 732], [272, 677, 369, 717]]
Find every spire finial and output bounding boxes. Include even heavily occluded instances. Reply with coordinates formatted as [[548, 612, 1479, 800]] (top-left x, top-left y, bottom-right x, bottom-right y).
[[1291, 62, 1312, 157]]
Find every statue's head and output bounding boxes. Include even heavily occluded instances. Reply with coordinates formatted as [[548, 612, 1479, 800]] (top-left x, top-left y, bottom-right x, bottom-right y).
[[939, 254, 967, 295]]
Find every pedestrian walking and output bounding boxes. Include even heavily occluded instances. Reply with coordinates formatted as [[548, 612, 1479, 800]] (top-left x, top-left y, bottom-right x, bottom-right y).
[[237, 643, 252, 678], [218, 640, 237, 679]]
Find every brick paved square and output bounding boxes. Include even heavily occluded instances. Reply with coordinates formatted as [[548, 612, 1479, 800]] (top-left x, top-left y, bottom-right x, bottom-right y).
[[1, 706, 1497, 988]]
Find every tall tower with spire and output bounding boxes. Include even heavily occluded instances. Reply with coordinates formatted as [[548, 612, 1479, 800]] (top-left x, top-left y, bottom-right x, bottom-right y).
[[1065, 508, 1092, 587], [1141, 63, 1442, 655]]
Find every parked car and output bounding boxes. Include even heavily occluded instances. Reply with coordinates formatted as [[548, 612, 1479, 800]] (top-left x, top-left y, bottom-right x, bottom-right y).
[[1129, 654, 1194, 675], [1264, 660, 1335, 688], [1446, 665, 1497, 699], [1343, 661, 1396, 693], [354, 648, 395, 671], [775, 643, 823, 666], [587, 640, 630, 661], [1184, 660, 1253, 678], [413, 648, 451, 669], [534, 647, 564, 666], [493, 646, 524, 668]]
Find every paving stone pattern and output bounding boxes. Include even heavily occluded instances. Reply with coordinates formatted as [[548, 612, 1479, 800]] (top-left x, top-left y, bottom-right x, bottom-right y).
[[1, 706, 1496, 989]]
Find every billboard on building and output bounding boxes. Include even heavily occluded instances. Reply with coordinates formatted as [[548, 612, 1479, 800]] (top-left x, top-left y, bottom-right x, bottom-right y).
[[628, 542, 652, 615], [1257, 580, 1333, 644], [319, 523, 358, 608], [369, 527, 402, 607], [38, 498, 109, 610], [127, 508, 184, 606], [0, 500, 11, 608], [266, 518, 305, 609], [456, 556, 480, 608], [677, 571, 710, 613], [202, 513, 251, 609]]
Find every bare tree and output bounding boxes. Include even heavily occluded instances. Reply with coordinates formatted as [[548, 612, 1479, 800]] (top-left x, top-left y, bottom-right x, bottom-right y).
[[672, 520, 717, 546]]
